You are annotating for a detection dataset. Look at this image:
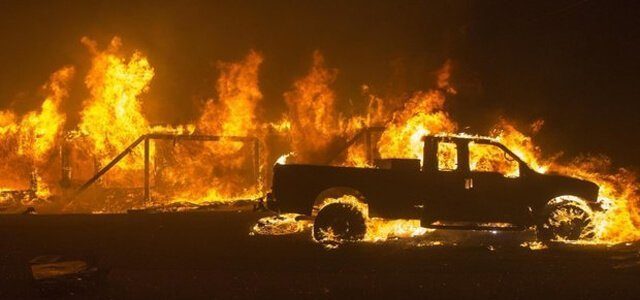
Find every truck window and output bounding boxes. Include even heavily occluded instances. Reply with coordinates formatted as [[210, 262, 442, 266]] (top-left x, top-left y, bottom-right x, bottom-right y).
[[469, 142, 519, 177], [437, 142, 458, 171]]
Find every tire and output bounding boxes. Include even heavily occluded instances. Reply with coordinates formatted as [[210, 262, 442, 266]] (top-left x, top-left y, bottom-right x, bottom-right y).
[[313, 202, 367, 243], [537, 201, 594, 242]]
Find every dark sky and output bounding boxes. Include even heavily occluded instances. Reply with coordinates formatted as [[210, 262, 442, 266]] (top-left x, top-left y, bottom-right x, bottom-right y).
[[0, 0, 638, 168]]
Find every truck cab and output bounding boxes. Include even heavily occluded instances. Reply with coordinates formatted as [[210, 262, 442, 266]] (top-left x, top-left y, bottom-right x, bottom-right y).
[[420, 135, 535, 228]]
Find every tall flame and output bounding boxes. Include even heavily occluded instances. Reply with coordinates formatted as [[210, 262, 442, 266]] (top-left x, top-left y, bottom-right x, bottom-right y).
[[198, 50, 263, 151], [160, 50, 265, 203], [20, 67, 74, 164], [376, 61, 458, 162], [378, 90, 457, 162], [284, 51, 339, 163], [78, 37, 154, 174], [0, 66, 74, 197]]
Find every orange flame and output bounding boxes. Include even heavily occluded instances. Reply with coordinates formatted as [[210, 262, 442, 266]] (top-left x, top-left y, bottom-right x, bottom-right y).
[[378, 90, 457, 162], [159, 50, 265, 203], [493, 121, 640, 242], [317, 195, 430, 242], [284, 51, 339, 163], [198, 50, 263, 139], [78, 37, 154, 180], [0, 66, 74, 198]]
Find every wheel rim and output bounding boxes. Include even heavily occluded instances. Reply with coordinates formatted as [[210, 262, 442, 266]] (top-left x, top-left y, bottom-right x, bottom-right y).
[[313, 203, 366, 243], [544, 204, 594, 240]]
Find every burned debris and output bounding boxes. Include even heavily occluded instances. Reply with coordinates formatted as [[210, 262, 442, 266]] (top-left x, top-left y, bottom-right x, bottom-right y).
[[29, 255, 107, 297]]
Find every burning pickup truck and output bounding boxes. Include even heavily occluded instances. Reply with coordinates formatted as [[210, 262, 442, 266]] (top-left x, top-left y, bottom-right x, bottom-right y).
[[268, 135, 603, 243]]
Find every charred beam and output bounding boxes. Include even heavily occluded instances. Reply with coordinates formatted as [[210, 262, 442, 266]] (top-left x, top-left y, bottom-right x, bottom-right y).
[[144, 137, 150, 202], [74, 135, 146, 197]]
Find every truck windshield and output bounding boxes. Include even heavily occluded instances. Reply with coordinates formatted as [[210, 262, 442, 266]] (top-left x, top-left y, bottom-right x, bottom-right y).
[[469, 142, 519, 177]]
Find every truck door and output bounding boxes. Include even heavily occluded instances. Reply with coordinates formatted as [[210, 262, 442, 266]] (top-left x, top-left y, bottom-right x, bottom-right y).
[[422, 139, 470, 224], [464, 141, 529, 224]]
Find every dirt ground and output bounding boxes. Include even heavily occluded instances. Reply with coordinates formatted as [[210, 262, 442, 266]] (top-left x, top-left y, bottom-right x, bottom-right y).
[[0, 211, 638, 299]]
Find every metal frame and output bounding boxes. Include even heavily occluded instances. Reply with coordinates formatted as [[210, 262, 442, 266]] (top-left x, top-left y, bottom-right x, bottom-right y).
[[74, 133, 260, 202], [324, 126, 385, 166]]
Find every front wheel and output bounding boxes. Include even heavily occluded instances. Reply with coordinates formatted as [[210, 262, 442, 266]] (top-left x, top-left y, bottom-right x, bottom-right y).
[[537, 201, 594, 242], [313, 202, 367, 244]]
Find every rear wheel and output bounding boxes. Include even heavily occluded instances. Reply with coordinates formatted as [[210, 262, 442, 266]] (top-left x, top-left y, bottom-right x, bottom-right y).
[[313, 202, 367, 244], [537, 201, 594, 242]]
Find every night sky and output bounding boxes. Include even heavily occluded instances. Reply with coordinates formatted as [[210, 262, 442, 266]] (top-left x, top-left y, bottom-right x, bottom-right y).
[[0, 0, 638, 168]]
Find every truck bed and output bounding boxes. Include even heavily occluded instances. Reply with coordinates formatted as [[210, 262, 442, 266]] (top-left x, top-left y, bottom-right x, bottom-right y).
[[272, 164, 424, 219]]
